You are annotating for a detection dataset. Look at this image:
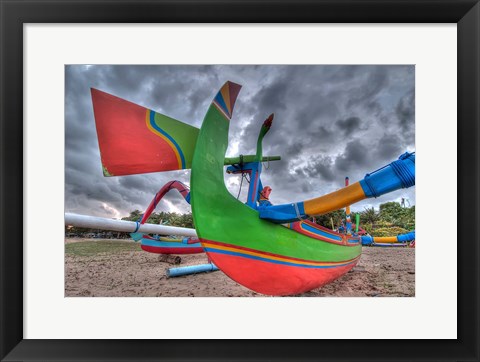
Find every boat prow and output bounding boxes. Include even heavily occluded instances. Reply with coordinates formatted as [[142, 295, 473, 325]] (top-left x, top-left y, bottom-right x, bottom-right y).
[[190, 81, 362, 296]]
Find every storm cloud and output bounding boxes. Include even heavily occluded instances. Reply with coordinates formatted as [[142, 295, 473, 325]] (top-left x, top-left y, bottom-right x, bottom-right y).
[[65, 65, 415, 218]]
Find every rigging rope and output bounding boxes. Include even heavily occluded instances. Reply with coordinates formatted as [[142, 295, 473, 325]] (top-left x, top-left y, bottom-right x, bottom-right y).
[[237, 174, 244, 199], [263, 158, 270, 170], [390, 159, 415, 188]]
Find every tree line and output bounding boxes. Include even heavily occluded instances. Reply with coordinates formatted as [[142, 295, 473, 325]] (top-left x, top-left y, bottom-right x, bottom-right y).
[[314, 201, 415, 237], [65, 201, 413, 238], [65, 210, 194, 239]]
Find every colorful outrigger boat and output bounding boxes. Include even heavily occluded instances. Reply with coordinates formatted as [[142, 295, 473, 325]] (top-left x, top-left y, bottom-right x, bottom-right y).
[[91, 81, 415, 296], [129, 180, 204, 254], [139, 235, 203, 254]]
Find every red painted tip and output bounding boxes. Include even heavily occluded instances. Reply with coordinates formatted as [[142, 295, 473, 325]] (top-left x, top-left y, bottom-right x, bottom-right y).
[[226, 81, 242, 115], [264, 113, 274, 128], [261, 186, 272, 199], [91, 87, 106, 97]]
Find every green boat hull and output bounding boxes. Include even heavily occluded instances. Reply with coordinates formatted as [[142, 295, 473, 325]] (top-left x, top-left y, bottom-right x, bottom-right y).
[[190, 82, 361, 296]]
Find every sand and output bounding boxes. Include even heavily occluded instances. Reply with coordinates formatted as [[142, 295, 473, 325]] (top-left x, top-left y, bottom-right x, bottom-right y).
[[65, 239, 415, 297]]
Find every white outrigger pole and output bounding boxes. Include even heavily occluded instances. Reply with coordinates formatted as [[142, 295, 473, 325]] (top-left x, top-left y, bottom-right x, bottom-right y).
[[65, 213, 197, 237], [65, 213, 218, 278]]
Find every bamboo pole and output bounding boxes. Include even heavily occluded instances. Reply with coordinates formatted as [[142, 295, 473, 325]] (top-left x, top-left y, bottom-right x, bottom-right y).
[[65, 213, 197, 237]]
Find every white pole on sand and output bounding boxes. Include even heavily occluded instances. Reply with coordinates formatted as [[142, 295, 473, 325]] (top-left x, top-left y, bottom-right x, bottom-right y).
[[65, 213, 198, 238]]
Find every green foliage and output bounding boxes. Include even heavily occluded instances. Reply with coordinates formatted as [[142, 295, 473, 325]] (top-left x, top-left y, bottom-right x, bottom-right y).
[[379, 202, 415, 230], [309, 201, 415, 239], [66, 201, 413, 240], [361, 201, 415, 236], [121, 210, 194, 228], [121, 210, 143, 222], [360, 207, 381, 231], [371, 226, 409, 237], [66, 210, 194, 239], [314, 209, 345, 229]]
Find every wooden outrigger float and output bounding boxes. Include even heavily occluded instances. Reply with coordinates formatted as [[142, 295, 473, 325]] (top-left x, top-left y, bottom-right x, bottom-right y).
[[88, 81, 415, 296], [361, 231, 416, 247]]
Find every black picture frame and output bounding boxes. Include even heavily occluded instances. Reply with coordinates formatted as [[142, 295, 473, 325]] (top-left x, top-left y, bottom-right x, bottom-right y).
[[1, 1, 478, 361]]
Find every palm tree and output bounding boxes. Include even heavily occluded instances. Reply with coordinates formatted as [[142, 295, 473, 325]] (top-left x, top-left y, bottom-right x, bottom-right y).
[[361, 207, 380, 231]]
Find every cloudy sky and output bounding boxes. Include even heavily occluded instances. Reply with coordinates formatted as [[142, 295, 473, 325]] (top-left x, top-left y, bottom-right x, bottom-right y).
[[65, 65, 415, 219]]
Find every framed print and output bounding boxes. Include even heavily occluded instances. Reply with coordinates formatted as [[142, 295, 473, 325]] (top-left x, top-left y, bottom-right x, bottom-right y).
[[1, 0, 479, 361]]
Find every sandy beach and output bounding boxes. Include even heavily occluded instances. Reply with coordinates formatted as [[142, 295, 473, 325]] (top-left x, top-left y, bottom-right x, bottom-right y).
[[65, 239, 415, 297]]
